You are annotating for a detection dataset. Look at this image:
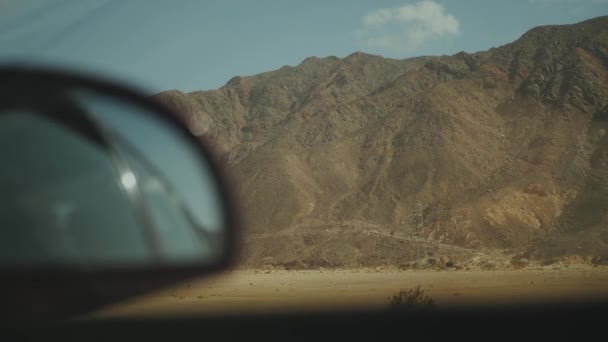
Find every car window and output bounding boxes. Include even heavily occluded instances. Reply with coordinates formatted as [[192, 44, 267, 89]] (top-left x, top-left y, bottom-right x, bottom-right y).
[[2, 0, 608, 318]]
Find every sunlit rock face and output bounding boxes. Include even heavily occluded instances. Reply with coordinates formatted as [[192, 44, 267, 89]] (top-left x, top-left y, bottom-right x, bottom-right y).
[[153, 16, 608, 267]]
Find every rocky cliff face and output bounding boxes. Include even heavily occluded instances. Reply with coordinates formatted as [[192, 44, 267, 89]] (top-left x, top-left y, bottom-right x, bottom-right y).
[[154, 16, 608, 267]]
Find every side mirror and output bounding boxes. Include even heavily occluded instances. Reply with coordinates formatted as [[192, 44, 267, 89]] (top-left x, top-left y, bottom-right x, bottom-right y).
[[0, 66, 239, 321]]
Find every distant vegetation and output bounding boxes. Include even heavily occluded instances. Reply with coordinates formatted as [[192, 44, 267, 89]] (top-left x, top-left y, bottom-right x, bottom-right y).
[[388, 286, 434, 310]]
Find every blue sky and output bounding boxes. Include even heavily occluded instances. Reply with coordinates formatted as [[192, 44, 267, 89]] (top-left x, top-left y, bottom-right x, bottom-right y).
[[1, 0, 607, 94]]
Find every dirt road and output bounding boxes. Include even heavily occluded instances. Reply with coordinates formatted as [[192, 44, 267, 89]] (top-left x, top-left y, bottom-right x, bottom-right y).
[[84, 266, 608, 319]]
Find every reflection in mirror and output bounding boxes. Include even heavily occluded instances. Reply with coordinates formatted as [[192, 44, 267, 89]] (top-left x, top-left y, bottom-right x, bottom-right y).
[[0, 88, 227, 269]]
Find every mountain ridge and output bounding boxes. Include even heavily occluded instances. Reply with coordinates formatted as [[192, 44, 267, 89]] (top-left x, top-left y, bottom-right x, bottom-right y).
[[154, 16, 608, 268]]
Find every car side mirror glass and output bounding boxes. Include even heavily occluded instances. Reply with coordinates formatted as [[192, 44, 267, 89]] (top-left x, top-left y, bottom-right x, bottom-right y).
[[0, 67, 239, 320]]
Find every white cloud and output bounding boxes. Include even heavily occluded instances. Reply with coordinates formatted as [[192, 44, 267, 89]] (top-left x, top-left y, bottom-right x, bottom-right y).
[[356, 1, 461, 53]]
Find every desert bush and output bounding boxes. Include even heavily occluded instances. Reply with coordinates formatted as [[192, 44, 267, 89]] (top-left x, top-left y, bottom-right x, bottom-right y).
[[479, 260, 497, 270], [591, 255, 608, 266], [540, 258, 557, 266], [510, 257, 528, 269], [388, 286, 434, 310]]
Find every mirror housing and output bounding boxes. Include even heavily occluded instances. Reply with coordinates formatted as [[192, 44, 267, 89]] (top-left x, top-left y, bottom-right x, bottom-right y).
[[0, 66, 240, 322]]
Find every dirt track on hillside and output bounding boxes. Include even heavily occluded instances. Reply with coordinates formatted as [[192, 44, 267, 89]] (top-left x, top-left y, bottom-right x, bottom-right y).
[[83, 266, 608, 319]]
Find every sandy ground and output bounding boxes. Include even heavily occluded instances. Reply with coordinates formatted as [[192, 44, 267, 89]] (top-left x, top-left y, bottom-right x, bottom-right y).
[[82, 266, 608, 319]]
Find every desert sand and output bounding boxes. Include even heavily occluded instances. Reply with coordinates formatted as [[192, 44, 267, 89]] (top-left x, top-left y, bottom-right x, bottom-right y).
[[83, 266, 608, 319]]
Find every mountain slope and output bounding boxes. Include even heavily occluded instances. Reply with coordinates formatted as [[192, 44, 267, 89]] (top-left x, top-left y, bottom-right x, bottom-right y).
[[154, 16, 608, 268]]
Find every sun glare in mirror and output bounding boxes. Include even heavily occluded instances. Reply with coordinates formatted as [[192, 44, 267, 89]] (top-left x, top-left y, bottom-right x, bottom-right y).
[[120, 171, 137, 190]]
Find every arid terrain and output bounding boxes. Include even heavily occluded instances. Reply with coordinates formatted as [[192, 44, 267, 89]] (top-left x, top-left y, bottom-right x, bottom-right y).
[[92, 16, 608, 319], [84, 265, 608, 319], [153, 16, 608, 269]]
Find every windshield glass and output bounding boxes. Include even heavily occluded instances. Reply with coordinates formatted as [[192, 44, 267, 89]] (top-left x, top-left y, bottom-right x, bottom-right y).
[[2, 0, 608, 318]]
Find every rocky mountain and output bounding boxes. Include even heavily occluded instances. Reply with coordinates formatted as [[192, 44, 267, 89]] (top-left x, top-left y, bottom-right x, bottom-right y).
[[154, 16, 608, 268]]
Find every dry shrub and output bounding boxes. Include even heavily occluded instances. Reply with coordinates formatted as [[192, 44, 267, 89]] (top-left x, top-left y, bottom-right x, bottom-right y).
[[510, 258, 528, 269], [388, 286, 434, 310], [541, 258, 557, 266], [591, 256, 608, 266]]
